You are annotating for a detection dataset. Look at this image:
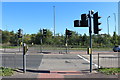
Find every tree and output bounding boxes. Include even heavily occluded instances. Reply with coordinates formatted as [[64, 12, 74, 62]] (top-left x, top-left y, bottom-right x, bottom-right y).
[[9, 31, 18, 45], [2, 30, 10, 44], [53, 33, 62, 45], [0, 29, 2, 43], [43, 29, 53, 45], [24, 34, 31, 44], [81, 33, 88, 46], [118, 35, 120, 45], [112, 32, 118, 46], [68, 31, 80, 45], [30, 34, 36, 44], [35, 32, 42, 44]]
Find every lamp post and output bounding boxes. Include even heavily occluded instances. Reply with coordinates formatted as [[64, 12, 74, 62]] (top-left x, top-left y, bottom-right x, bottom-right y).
[[53, 6, 56, 37], [107, 16, 110, 35], [113, 13, 116, 33]]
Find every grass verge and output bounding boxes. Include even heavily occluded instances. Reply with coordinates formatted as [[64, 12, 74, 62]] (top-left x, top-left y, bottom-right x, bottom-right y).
[[0, 67, 14, 76], [2, 46, 19, 49], [98, 68, 120, 75]]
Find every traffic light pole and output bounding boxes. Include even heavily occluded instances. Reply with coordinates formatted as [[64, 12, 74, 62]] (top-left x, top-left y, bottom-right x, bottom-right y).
[[88, 11, 92, 73], [40, 29, 43, 53], [22, 30, 26, 73], [19, 39, 20, 52], [74, 10, 101, 73], [65, 35, 68, 54], [23, 43, 26, 73], [40, 37, 42, 53]]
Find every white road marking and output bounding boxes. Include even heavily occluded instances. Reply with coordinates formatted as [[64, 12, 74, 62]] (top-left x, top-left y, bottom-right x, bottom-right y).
[[77, 54, 101, 68]]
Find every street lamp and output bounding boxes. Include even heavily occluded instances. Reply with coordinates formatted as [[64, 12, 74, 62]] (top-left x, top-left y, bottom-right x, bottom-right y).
[[107, 16, 110, 35], [113, 13, 116, 33], [53, 6, 56, 37]]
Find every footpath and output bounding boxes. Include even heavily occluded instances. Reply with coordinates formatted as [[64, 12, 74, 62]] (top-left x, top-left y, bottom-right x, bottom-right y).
[[1, 69, 119, 80]]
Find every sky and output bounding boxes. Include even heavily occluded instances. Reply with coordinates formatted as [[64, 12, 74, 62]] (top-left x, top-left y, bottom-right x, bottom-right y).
[[1, 2, 118, 35]]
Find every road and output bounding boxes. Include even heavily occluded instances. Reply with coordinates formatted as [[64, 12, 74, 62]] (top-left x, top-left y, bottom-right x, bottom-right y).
[[38, 54, 95, 71], [1, 47, 115, 54], [1, 47, 119, 72], [1, 53, 99, 72]]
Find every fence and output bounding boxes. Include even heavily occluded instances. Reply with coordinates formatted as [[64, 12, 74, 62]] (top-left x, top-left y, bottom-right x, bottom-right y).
[[28, 45, 71, 54], [2, 56, 17, 68], [2, 53, 23, 69], [98, 53, 119, 68], [1, 54, 43, 69], [2, 45, 74, 54]]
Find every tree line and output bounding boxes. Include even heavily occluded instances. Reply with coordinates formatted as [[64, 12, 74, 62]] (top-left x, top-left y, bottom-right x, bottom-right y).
[[1, 29, 120, 48]]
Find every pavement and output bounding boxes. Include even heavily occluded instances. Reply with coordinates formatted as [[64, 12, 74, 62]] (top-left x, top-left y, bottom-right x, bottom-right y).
[[2, 69, 118, 79]]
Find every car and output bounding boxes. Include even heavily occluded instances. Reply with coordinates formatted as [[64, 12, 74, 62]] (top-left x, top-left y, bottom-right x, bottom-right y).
[[113, 46, 120, 52]]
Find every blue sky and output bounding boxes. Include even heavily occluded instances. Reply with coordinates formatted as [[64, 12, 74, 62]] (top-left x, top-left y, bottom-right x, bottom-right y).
[[2, 2, 118, 35]]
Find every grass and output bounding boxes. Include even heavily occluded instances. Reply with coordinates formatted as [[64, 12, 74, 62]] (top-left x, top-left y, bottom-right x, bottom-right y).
[[0, 67, 14, 76], [98, 68, 120, 75], [2, 46, 19, 49]]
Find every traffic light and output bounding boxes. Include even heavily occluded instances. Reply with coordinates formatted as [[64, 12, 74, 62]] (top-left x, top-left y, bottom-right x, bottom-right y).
[[18, 29, 22, 38], [74, 14, 88, 27], [43, 29, 47, 37], [80, 14, 88, 27], [93, 12, 102, 34], [66, 29, 72, 37], [74, 20, 80, 27]]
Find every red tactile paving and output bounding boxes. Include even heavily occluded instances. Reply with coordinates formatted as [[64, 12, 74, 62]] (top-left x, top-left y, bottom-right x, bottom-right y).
[[51, 71, 81, 74], [37, 71, 82, 78], [37, 73, 64, 78]]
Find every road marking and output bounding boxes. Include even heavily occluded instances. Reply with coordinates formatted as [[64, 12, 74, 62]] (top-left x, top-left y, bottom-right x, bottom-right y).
[[77, 54, 100, 68]]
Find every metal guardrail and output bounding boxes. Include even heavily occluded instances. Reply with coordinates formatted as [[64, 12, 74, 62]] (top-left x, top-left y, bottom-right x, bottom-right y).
[[2, 55, 17, 69], [98, 53, 119, 69]]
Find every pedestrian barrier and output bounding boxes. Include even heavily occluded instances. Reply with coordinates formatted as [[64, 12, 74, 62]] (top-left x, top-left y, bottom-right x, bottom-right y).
[[1, 54, 43, 70], [98, 53, 119, 69], [2, 55, 17, 69]]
